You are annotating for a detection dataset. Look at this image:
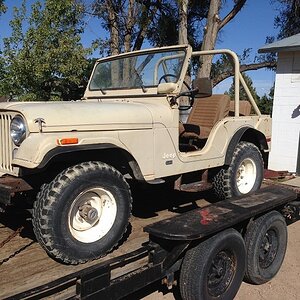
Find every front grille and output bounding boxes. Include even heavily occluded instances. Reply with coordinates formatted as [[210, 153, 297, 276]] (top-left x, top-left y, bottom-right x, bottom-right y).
[[0, 113, 14, 173]]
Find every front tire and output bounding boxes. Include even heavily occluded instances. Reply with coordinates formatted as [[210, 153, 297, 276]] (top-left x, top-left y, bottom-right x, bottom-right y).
[[212, 141, 264, 200], [180, 228, 246, 300], [33, 161, 132, 264]]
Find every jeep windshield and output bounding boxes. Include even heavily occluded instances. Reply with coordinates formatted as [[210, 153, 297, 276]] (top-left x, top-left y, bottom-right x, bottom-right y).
[[89, 49, 186, 91]]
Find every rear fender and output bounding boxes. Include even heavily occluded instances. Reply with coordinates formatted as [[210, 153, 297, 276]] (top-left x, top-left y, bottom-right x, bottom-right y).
[[225, 127, 268, 165]]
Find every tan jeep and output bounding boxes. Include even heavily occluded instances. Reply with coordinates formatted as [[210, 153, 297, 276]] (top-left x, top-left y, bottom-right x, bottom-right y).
[[0, 45, 271, 264]]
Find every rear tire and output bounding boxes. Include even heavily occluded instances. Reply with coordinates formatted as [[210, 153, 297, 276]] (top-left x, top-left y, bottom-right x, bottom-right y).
[[244, 211, 287, 284], [180, 228, 246, 300], [212, 141, 264, 200], [33, 161, 132, 264]]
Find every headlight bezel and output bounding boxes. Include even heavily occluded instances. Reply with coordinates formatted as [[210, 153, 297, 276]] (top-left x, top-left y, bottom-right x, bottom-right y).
[[10, 115, 27, 146]]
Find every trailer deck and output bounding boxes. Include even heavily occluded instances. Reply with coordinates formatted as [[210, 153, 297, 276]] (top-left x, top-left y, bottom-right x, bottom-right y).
[[1, 184, 298, 300]]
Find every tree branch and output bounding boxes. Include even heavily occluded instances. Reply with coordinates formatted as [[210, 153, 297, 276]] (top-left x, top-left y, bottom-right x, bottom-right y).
[[218, 0, 247, 31], [213, 60, 277, 86], [133, 1, 161, 51]]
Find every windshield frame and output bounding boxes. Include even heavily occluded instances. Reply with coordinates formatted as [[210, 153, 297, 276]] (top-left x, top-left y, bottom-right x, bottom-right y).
[[84, 45, 191, 98]]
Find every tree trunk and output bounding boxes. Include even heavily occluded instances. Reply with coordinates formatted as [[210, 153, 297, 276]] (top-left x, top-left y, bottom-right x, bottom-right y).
[[198, 0, 221, 78], [106, 1, 119, 55], [123, 0, 135, 86], [178, 0, 190, 122], [124, 0, 135, 53], [106, 1, 120, 85], [198, 0, 247, 79], [178, 0, 188, 44]]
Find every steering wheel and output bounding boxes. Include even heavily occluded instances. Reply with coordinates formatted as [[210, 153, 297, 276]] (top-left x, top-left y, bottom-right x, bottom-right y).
[[158, 74, 194, 111], [158, 73, 178, 84]]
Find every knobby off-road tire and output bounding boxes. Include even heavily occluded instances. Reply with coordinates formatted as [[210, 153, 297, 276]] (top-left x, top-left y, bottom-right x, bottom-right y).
[[32, 161, 132, 264], [212, 141, 264, 200], [180, 228, 246, 300], [244, 211, 287, 285]]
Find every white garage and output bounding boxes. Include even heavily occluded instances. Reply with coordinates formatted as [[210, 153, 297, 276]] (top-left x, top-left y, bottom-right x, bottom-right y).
[[259, 34, 300, 174]]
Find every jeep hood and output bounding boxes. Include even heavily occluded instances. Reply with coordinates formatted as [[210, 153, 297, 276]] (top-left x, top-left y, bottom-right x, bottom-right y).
[[0, 101, 153, 133]]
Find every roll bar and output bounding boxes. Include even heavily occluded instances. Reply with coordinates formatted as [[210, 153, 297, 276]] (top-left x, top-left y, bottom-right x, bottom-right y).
[[192, 49, 261, 117]]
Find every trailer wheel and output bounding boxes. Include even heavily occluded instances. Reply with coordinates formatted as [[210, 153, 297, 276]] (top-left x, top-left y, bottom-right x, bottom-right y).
[[244, 210, 287, 284], [212, 141, 263, 200], [180, 228, 246, 300], [33, 161, 132, 264]]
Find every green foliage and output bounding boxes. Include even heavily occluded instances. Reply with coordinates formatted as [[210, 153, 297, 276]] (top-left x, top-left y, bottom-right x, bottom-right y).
[[92, 0, 154, 54], [227, 73, 259, 102], [227, 74, 274, 115], [211, 54, 233, 82], [147, 3, 178, 47], [1, 0, 91, 101], [274, 0, 300, 39], [147, 0, 209, 48], [257, 86, 274, 115], [0, 0, 6, 16], [0, 0, 282, 102], [91, 0, 209, 55]]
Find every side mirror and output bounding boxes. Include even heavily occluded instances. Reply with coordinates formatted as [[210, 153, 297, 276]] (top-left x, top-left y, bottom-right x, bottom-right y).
[[157, 82, 177, 94], [192, 77, 212, 98]]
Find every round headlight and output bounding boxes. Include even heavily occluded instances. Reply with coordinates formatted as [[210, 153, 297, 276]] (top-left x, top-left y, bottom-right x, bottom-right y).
[[10, 115, 26, 146]]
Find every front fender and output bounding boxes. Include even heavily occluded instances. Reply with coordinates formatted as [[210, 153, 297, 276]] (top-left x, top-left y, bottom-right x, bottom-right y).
[[12, 132, 129, 169]]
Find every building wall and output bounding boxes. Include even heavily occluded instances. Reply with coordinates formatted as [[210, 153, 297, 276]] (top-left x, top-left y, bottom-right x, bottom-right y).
[[269, 51, 300, 172]]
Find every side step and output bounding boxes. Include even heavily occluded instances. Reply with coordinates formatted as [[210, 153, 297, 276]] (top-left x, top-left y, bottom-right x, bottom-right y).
[[179, 181, 212, 192]]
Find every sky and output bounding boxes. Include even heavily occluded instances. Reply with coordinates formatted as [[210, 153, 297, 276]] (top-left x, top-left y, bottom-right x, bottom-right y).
[[0, 0, 280, 96], [214, 0, 280, 96]]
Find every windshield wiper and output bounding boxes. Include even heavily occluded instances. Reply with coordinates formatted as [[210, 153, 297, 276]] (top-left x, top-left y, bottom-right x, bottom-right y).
[[99, 88, 106, 95], [141, 85, 147, 93], [131, 68, 147, 93]]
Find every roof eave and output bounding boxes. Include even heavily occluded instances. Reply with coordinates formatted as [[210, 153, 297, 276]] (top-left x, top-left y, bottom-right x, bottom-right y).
[[258, 45, 300, 53]]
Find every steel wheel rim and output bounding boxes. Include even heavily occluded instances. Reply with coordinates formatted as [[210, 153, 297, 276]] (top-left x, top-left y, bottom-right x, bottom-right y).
[[236, 158, 257, 194], [68, 187, 117, 243], [207, 250, 235, 297], [259, 229, 279, 269]]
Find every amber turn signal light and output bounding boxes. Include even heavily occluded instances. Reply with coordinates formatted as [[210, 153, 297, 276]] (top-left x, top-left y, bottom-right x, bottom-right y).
[[57, 138, 79, 145]]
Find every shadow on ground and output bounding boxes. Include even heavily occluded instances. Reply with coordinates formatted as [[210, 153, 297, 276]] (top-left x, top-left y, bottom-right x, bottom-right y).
[[130, 181, 217, 218]]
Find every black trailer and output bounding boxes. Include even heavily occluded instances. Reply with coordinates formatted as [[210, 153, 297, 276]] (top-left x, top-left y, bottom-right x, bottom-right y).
[[6, 186, 299, 300]]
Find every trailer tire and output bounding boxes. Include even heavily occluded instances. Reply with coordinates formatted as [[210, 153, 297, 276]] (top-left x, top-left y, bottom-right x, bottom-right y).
[[212, 141, 263, 200], [180, 228, 246, 300], [33, 161, 132, 264], [244, 210, 287, 284]]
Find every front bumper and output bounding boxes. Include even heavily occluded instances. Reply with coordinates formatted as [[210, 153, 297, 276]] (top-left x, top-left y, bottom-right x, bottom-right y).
[[0, 183, 12, 205], [0, 176, 33, 205]]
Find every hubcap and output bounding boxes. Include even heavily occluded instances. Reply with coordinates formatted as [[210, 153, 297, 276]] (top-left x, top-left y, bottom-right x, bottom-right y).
[[79, 204, 99, 223], [207, 250, 235, 297], [68, 188, 117, 243], [236, 158, 257, 194]]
